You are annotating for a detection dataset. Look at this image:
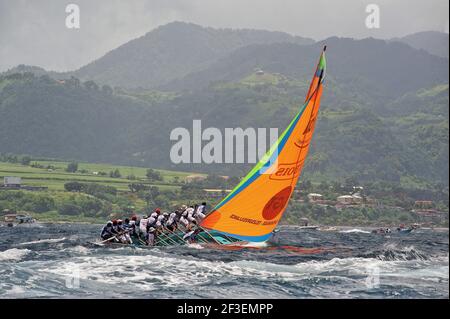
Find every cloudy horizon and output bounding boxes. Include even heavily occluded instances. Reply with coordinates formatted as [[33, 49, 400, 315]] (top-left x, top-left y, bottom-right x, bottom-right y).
[[0, 0, 448, 72]]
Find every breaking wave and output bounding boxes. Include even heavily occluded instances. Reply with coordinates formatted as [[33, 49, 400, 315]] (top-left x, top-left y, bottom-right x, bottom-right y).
[[359, 244, 430, 261], [339, 229, 371, 234], [0, 248, 31, 261], [0, 223, 448, 298], [19, 238, 66, 246]]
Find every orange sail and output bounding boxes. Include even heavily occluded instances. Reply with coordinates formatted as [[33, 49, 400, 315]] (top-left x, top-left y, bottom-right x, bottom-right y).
[[200, 47, 327, 242]]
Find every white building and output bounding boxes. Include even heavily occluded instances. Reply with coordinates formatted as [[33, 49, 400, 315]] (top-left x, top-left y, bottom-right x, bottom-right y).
[[4, 177, 22, 187], [351, 193, 363, 204], [337, 195, 354, 204], [336, 193, 364, 205], [185, 175, 207, 183], [307, 193, 323, 202]]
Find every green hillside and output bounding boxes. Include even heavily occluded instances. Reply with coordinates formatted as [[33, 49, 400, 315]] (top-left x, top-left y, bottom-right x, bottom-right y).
[[0, 25, 448, 189], [0, 70, 447, 188], [0, 160, 192, 191], [69, 22, 313, 89]]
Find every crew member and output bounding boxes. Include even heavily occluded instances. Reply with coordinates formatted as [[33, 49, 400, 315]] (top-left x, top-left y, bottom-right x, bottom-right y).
[[100, 222, 117, 241]]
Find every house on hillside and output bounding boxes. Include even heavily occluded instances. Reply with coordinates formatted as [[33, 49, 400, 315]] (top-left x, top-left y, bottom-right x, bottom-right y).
[[336, 193, 364, 205], [1, 176, 47, 191], [203, 189, 232, 199], [414, 200, 433, 209], [3, 176, 21, 188], [351, 193, 363, 204], [254, 68, 264, 75], [337, 195, 354, 204], [415, 209, 447, 224], [185, 175, 207, 183], [307, 193, 323, 202]]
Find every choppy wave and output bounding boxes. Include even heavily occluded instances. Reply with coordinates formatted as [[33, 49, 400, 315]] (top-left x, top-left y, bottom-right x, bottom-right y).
[[0, 248, 31, 261], [0, 223, 448, 298], [243, 241, 269, 248], [359, 244, 430, 261], [339, 229, 371, 234], [186, 243, 204, 250], [19, 238, 66, 246]]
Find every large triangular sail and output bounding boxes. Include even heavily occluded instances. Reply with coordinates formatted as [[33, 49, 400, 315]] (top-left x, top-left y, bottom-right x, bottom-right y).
[[200, 47, 327, 242]]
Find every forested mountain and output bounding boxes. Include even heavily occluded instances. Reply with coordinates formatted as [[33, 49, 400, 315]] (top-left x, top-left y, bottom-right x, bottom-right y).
[[0, 23, 448, 187], [392, 31, 449, 58], [69, 22, 313, 89], [162, 37, 448, 99]]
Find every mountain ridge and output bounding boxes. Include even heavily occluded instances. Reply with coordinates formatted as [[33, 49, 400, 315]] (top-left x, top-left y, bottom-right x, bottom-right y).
[[0, 23, 447, 186], [390, 31, 449, 58], [3, 24, 447, 89], [69, 21, 314, 88]]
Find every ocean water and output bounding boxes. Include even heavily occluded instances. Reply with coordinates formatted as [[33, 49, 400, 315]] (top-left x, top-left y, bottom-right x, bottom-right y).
[[0, 223, 448, 299]]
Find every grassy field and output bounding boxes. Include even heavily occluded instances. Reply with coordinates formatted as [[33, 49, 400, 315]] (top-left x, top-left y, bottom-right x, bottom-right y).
[[0, 160, 207, 223], [0, 160, 202, 191], [27, 210, 105, 224]]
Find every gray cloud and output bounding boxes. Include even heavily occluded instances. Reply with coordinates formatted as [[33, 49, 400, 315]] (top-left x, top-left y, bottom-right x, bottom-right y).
[[0, 0, 448, 72]]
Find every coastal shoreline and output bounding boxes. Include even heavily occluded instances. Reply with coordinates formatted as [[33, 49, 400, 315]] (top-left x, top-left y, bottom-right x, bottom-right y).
[[2, 221, 448, 232]]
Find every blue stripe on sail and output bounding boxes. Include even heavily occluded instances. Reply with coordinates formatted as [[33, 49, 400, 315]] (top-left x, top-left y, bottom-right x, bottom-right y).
[[217, 230, 273, 242], [214, 103, 307, 210]]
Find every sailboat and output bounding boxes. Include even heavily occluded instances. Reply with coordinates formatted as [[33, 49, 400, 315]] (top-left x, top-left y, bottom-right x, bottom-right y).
[[197, 46, 327, 245], [103, 47, 327, 247]]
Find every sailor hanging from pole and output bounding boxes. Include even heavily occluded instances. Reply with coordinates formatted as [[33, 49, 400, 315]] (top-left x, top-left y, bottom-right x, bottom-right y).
[[179, 205, 190, 230], [164, 210, 177, 232], [195, 202, 207, 222]]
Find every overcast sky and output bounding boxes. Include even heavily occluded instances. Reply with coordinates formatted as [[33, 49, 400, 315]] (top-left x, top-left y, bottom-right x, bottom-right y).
[[0, 0, 448, 72]]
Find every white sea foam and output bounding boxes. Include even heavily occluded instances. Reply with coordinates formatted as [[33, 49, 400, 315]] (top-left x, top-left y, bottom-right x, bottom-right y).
[[36, 253, 430, 293], [19, 238, 66, 245], [8, 250, 448, 298], [66, 245, 90, 255], [339, 229, 370, 234], [0, 248, 31, 261], [186, 243, 204, 250], [37, 253, 286, 292], [4, 285, 27, 296], [231, 255, 449, 284], [243, 241, 268, 248]]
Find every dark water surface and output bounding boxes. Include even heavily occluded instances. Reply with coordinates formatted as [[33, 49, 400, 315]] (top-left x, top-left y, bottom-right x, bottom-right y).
[[0, 223, 448, 298]]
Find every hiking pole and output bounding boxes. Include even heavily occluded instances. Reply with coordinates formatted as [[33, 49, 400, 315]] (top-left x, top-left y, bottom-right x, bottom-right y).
[[172, 227, 191, 245], [154, 230, 170, 246], [99, 235, 118, 244], [198, 226, 221, 245], [99, 229, 131, 244], [180, 223, 212, 244], [164, 226, 185, 244], [159, 228, 180, 246], [179, 224, 209, 244]]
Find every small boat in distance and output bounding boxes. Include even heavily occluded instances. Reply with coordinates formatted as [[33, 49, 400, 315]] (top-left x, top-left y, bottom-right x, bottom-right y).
[[2, 213, 35, 227], [371, 228, 392, 234], [297, 218, 319, 230], [396, 224, 418, 234]]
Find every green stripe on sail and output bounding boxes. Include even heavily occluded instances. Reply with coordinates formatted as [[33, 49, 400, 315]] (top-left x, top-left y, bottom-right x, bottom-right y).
[[213, 49, 326, 210], [214, 102, 307, 209], [319, 53, 326, 71]]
